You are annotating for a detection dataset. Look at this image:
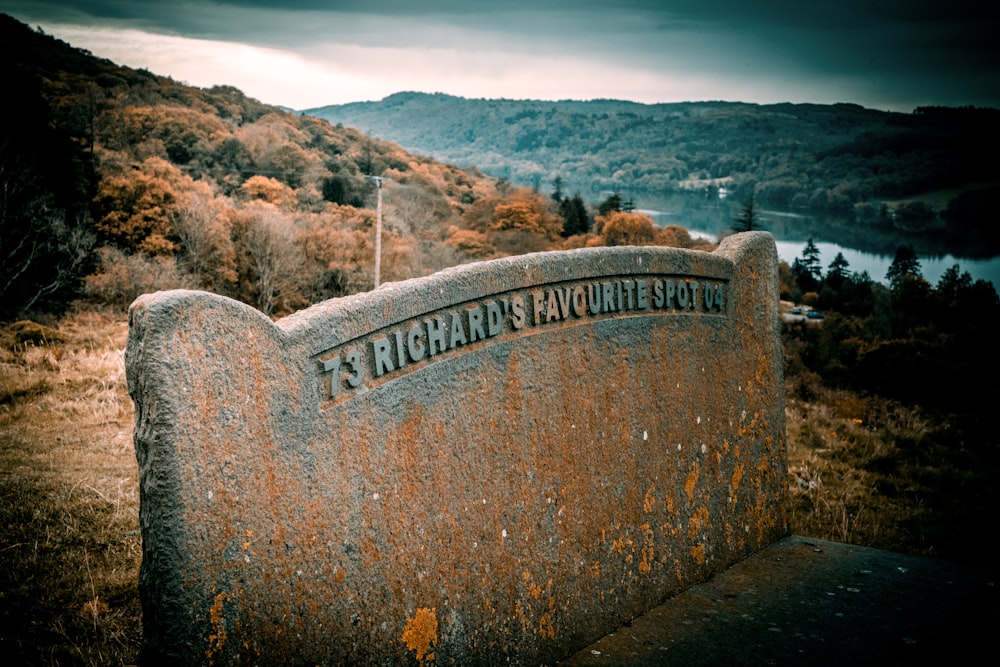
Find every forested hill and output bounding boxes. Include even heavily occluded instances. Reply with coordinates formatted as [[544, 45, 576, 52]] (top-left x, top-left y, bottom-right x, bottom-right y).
[[3, 15, 607, 321], [304, 92, 1000, 218]]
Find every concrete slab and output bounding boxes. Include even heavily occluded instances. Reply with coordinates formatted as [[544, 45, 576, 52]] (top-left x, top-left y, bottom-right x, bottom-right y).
[[560, 535, 998, 666]]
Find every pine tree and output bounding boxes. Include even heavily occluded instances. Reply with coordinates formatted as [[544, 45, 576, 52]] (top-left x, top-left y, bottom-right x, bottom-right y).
[[791, 238, 823, 293], [826, 252, 850, 289], [551, 176, 564, 203], [731, 192, 757, 232], [801, 238, 822, 281], [885, 245, 922, 289], [559, 192, 591, 236]]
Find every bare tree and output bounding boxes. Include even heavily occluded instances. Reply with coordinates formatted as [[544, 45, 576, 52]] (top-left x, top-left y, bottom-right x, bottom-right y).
[[237, 205, 301, 316], [0, 143, 94, 318]]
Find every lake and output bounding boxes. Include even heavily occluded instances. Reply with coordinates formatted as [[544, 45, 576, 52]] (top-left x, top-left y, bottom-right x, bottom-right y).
[[642, 205, 1000, 290]]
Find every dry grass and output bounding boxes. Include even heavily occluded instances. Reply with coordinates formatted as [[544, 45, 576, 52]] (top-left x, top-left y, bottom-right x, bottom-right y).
[[1, 309, 994, 664], [1, 310, 140, 666], [785, 386, 997, 564]]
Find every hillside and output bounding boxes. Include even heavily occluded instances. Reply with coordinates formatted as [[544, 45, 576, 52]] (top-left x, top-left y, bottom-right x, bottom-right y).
[[4, 11, 998, 325], [304, 92, 1000, 235], [7, 14, 680, 322]]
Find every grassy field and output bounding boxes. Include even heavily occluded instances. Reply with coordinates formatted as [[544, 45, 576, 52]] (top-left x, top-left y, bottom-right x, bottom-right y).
[[1, 310, 994, 665], [1, 312, 140, 665]]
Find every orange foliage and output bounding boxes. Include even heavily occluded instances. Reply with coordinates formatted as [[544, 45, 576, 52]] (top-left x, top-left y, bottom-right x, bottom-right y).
[[296, 212, 374, 299], [121, 105, 230, 161], [173, 189, 238, 293], [445, 227, 494, 258], [558, 233, 603, 250], [92, 157, 182, 254], [598, 211, 658, 246], [490, 191, 561, 239], [460, 196, 501, 232], [241, 175, 298, 208], [491, 199, 541, 232]]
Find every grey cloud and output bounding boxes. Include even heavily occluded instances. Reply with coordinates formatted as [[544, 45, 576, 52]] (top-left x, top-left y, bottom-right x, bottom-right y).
[[1, 0, 996, 108]]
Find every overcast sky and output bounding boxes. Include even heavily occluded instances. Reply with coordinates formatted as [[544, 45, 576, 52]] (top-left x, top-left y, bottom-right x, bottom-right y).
[[3, 0, 998, 112]]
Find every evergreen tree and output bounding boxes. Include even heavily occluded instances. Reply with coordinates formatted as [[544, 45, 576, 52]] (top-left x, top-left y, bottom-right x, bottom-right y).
[[791, 238, 823, 293], [936, 264, 972, 306], [801, 238, 822, 280], [559, 192, 591, 236], [598, 192, 623, 217], [551, 176, 564, 203], [731, 192, 757, 232], [885, 245, 922, 289], [826, 252, 850, 289]]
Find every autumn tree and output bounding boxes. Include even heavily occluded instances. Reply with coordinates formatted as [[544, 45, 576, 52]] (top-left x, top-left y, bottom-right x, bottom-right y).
[[172, 185, 237, 294], [295, 206, 380, 301], [120, 105, 229, 165], [383, 181, 454, 238], [598, 210, 657, 246], [460, 195, 502, 233], [92, 157, 182, 255], [241, 174, 297, 208], [491, 199, 540, 233], [462, 188, 564, 255], [655, 225, 697, 249], [267, 142, 312, 189], [445, 227, 494, 258], [83, 245, 188, 310]]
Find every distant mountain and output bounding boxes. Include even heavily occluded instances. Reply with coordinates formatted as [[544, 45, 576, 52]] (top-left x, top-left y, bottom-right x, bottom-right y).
[[304, 92, 1000, 215]]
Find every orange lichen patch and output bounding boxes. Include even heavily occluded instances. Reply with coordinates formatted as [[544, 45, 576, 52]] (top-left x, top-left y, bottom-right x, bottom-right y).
[[690, 543, 706, 565], [611, 534, 633, 555], [730, 463, 745, 494], [206, 590, 231, 665], [684, 464, 699, 502], [402, 607, 438, 662], [643, 487, 656, 514], [522, 571, 543, 599], [591, 560, 601, 579], [688, 506, 709, 542], [638, 523, 655, 575], [515, 601, 532, 635], [538, 613, 556, 640]]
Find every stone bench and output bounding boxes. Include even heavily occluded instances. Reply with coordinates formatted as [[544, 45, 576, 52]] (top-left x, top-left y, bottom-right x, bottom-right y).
[[126, 231, 787, 665]]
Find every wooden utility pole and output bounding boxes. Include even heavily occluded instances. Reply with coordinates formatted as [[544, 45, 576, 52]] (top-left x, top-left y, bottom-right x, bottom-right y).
[[374, 176, 382, 289], [364, 174, 387, 290]]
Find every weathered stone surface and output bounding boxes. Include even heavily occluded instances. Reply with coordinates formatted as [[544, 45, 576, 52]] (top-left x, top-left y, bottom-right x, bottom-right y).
[[126, 232, 787, 666]]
